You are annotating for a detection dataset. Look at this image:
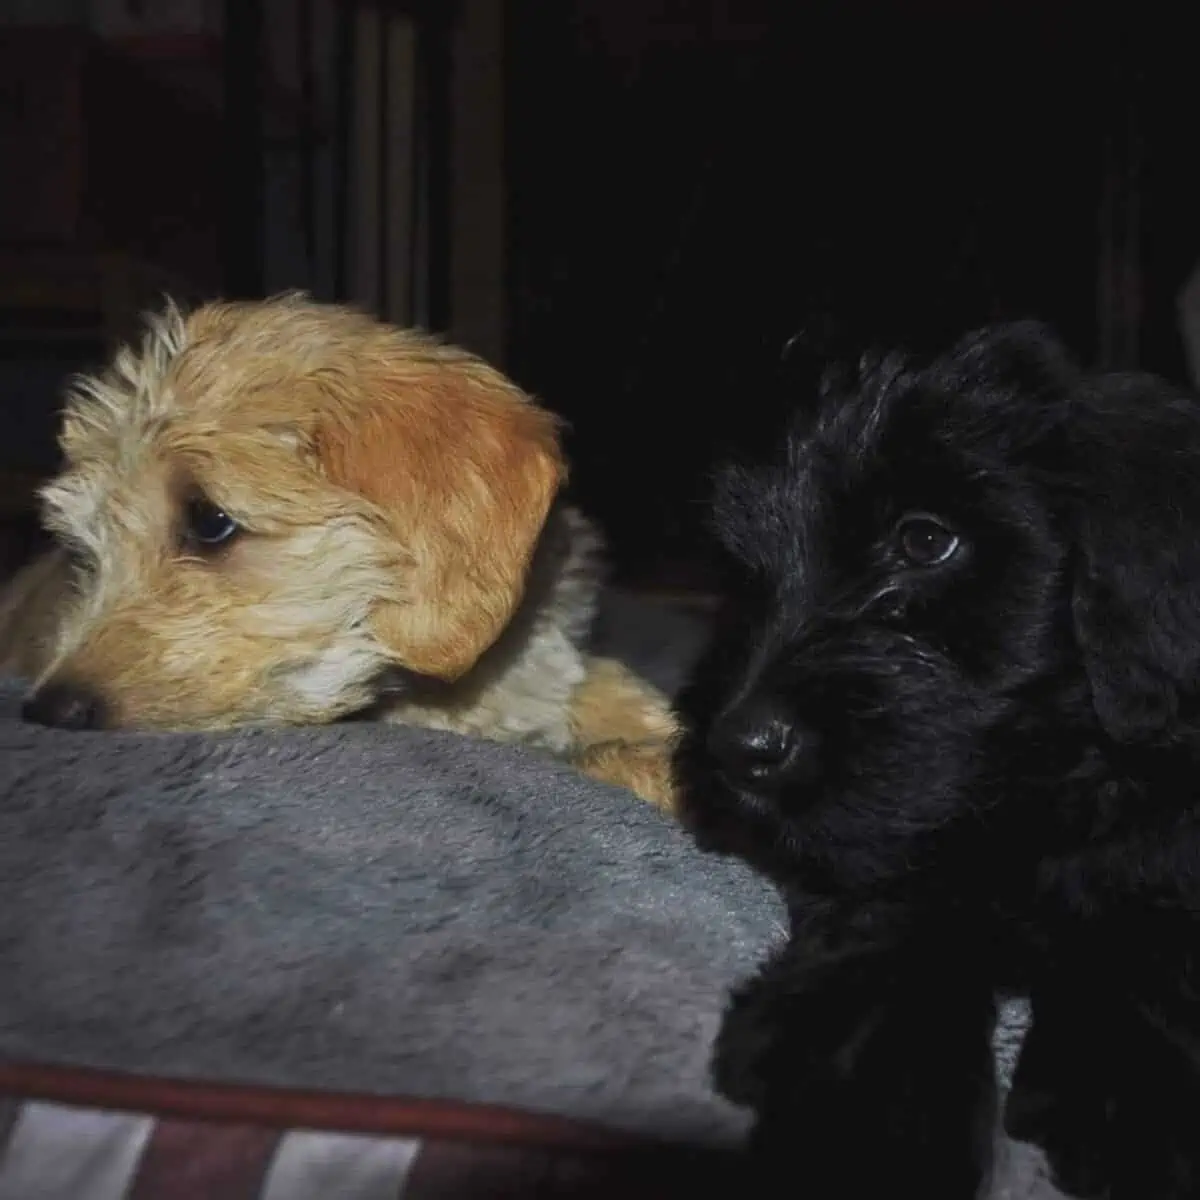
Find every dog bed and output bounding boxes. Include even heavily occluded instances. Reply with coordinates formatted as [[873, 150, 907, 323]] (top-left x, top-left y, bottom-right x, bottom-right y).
[[0, 592, 1060, 1198]]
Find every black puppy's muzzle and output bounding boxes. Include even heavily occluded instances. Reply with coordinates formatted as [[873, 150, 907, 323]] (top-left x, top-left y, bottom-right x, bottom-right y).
[[706, 691, 822, 795]]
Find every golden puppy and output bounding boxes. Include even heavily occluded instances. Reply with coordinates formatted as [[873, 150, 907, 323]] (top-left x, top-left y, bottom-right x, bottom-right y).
[[0, 294, 677, 810]]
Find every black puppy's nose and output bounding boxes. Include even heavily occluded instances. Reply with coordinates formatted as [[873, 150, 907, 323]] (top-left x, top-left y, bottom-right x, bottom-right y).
[[23, 681, 106, 730], [707, 698, 814, 790]]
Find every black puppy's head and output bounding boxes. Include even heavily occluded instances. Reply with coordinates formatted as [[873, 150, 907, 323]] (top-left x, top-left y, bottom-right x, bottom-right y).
[[676, 321, 1200, 894]]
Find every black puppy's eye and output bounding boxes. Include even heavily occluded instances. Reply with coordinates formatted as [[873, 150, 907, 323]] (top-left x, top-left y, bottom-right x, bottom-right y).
[[896, 514, 960, 566], [184, 495, 240, 549]]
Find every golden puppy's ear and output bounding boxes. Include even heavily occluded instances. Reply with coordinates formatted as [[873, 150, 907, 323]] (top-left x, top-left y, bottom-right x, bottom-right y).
[[315, 347, 565, 681]]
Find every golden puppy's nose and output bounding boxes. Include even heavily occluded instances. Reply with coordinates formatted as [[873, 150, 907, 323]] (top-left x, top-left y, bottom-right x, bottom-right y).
[[23, 681, 107, 730]]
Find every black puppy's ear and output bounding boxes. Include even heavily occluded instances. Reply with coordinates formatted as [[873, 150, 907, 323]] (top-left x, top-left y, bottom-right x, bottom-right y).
[[936, 321, 1081, 451], [944, 320, 1078, 393], [1069, 372, 1200, 745]]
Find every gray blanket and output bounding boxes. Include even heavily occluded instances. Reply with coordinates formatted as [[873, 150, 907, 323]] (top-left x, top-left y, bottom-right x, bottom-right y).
[[0, 679, 782, 1146], [0, 592, 1061, 1195]]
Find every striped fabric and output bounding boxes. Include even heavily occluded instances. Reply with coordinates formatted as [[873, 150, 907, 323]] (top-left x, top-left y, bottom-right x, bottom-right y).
[[0, 1064, 737, 1199]]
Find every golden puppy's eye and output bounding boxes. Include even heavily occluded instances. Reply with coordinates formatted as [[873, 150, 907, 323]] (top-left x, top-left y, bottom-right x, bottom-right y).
[[183, 494, 240, 550], [896, 513, 961, 567]]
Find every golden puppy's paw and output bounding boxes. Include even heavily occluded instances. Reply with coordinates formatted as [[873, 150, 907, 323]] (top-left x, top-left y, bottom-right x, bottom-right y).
[[574, 738, 679, 813], [569, 656, 679, 742]]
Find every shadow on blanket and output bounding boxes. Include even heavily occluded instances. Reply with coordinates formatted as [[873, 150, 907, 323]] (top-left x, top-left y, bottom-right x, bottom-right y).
[[0, 590, 1063, 1195]]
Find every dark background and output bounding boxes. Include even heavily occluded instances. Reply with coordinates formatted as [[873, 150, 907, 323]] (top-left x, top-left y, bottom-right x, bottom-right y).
[[1, 1, 1196, 589]]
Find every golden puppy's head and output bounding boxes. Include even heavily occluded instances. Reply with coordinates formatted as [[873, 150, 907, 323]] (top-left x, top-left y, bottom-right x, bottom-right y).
[[27, 293, 564, 729]]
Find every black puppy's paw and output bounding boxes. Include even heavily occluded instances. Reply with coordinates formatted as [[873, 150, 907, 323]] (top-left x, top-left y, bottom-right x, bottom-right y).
[[745, 1010, 994, 1200], [717, 947, 996, 1199], [1009, 997, 1200, 1200], [1010, 1064, 1200, 1200], [711, 970, 780, 1110], [1005, 1009, 1113, 1197]]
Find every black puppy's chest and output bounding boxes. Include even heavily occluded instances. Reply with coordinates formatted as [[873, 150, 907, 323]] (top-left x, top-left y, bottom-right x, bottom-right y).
[[980, 888, 1074, 996], [982, 772, 1200, 999]]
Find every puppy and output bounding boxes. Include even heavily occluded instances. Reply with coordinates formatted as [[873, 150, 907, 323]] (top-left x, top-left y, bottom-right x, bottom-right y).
[[0, 294, 677, 810], [673, 322, 1200, 1198]]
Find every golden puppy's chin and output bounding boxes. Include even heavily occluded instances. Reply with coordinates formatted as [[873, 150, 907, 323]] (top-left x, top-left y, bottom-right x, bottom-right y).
[[41, 636, 391, 731]]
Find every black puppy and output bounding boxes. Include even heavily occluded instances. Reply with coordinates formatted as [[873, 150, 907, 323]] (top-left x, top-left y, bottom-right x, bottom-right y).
[[674, 322, 1200, 1199]]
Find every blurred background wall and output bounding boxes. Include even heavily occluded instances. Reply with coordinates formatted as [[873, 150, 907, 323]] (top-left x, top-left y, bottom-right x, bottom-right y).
[[1, 2, 1193, 588]]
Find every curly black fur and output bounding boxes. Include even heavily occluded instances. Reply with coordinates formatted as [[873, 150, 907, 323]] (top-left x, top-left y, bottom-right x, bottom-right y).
[[674, 322, 1200, 1198]]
